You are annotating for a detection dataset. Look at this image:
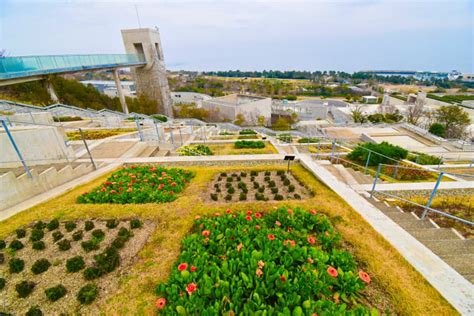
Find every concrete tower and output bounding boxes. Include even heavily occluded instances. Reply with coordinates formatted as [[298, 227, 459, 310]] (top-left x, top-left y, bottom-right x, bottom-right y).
[[121, 28, 172, 117]]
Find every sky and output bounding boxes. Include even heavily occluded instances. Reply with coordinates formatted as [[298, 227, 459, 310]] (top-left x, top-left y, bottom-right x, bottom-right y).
[[0, 0, 473, 73]]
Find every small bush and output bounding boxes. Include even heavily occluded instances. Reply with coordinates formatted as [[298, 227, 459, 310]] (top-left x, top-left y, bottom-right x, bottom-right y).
[[0, 277, 5, 290], [264, 171, 271, 176], [16, 228, 27, 239], [226, 177, 233, 182], [227, 187, 235, 194], [9, 239, 24, 251], [64, 221, 77, 232], [31, 259, 51, 274], [250, 176, 255, 181], [47, 219, 60, 231], [16, 281, 35, 298], [216, 187, 221, 193], [255, 193, 267, 201], [0, 240, 5, 249], [84, 267, 102, 280], [81, 240, 100, 252], [225, 194, 232, 201], [0, 253, 4, 264], [77, 283, 98, 305], [65, 256, 85, 273], [26, 306, 43, 316], [214, 183, 220, 189], [347, 141, 408, 166], [239, 193, 247, 201], [294, 193, 301, 199], [268, 180, 276, 188], [91, 229, 105, 240], [264, 176, 270, 182], [240, 172, 247, 177], [130, 219, 142, 229], [73, 230, 84, 241], [95, 246, 120, 274], [217, 177, 222, 182], [274, 194, 284, 201], [220, 172, 227, 177], [258, 187, 265, 193], [45, 284, 67, 302], [231, 173, 237, 177], [106, 219, 119, 229], [32, 241, 46, 251], [52, 231, 64, 242], [239, 129, 257, 135], [225, 182, 232, 188], [84, 221, 95, 231], [277, 170, 285, 176], [57, 239, 71, 251], [30, 229, 44, 242], [271, 187, 278, 194], [250, 170, 257, 176], [210, 193, 218, 201], [253, 182, 259, 189], [283, 179, 290, 186], [33, 221, 46, 230], [234, 140, 265, 149], [118, 227, 133, 239], [288, 184, 295, 192]]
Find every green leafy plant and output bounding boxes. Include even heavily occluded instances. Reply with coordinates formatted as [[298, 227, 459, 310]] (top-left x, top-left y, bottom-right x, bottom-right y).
[[178, 144, 213, 156], [66, 256, 85, 273], [77, 284, 98, 305], [45, 285, 67, 302], [347, 141, 408, 166], [16, 228, 27, 239], [47, 219, 60, 231], [26, 306, 43, 316], [83, 267, 102, 280], [106, 219, 119, 229], [52, 231, 64, 242], [73, 230, 84, 241], [210, 193, 218, 201], [0, 240, 5, 249], [91, 229, 105, 240], [30, 229, 44, 242], [77, 166, 195, 204], [9, 239, 24, 251], [235, 140, 265, 149], [57, 239, 72, 251], [16, 281, 35, 298], [130, 219, 142, 229], [0, 277, 6, 291], [239, 129, 257, 135], [64, 221, 77, 232], [33, 221, 46, 230], [31, 259, 51, 274], [32, 241, 46, 251], [84, 221, 95, 231], [81, 240, 100, 252]]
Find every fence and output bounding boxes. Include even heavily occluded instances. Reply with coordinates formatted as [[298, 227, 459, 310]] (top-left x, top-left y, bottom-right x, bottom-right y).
[[369, 163, 474, 226]]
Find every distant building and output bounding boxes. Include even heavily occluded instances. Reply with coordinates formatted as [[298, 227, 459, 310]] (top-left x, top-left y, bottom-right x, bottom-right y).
[[171, 92, 212, 106], [81, 80, 136, 98], [459, 74, 474, 83], [362, 96, 378, 104], [201, 94, 271, 125], [272, 99, 329, 121]]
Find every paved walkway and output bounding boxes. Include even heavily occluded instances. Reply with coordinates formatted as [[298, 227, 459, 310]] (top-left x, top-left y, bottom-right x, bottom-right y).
[[298, 154, 474, 314], [354, 180, 474, 192]]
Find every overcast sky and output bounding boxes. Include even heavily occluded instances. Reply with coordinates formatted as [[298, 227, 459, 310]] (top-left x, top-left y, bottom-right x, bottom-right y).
[[1, 0, 472, 72]]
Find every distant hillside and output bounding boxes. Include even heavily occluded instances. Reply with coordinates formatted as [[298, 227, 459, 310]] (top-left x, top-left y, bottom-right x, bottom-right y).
[[0, 77, 158, 115]]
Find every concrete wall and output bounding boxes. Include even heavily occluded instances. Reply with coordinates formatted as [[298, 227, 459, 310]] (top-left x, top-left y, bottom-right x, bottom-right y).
[[0, 163, 94, 211], [11, 112, 54, 125], [122, 28, 173, 117], [237, 97, 271, 125], [0, 126, 75, 168]]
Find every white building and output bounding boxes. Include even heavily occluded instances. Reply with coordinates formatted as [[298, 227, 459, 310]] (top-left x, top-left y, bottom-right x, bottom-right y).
[[362, 96, 378, 104], [80, 80, 136, 98], [171, 92, 212, 106], [201, 94, 271, 125]]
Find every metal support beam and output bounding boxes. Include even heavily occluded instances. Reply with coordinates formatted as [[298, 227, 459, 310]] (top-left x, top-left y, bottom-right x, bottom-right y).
[[45, 79, 59, 103], [113, 69, 129, 114], [421, 172, 444, 219], [1, 120, 32, 178]]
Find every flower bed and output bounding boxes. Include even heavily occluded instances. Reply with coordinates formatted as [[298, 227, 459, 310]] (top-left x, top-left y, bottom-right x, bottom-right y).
[[0, 218, 154, 315], [155, 207, 374, 314], [178, 144, 213, 156], [207, 170, 311, 202], [77, 166, 194, 204]]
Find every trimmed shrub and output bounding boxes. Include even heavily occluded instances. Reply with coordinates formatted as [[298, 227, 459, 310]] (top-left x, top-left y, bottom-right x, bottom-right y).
[[250, 176, 255, 181], [52, 231, 64, 242], [16, 228, 27, 239], [239, 129, 257, 135], [0, 277, 5, 290], [225, 194, 232, 201], [83, 267, 102, 280], [0, 253, 4, 264], [32, 241, 46, 251], [220, 172, 227, 177], [84, 221, 95, 231], [239, 193, 247, 201], [66, 256, 85, 273], [16, 281, 35, 298], [268, 180, 276, 188], [95, 247, 120, 273], [264, 176, 270, 182], [234, 140, 265, 149], [253, 182, 259, 189], [258, 187, 265, 193], [9, 239, 24, 251], [294, 193, 301, 199], [250, 170, 257, 176], [47, 219, 60, 231], [30, 229, 44, 242], [231, 173, 238, 177], [33, 221, 46, 230], [429, 122, 445, 137], [225, 182, 232, 188], [31, 259, 51, 274], [408, 152, 443, 165], [277, 170, 285, 176], [81, 240, 100, 252], [91, 229, 105, 240], [255, 193, 267, 201], [226, 177, 233, 182], [240, 172, 247, 177], [271, 187, 278, 194], [26, 306, 43, 316], [288, 184, 295, 192], [130, 219, 142, 229], [214, 183, 220, 189], [106, 219, 119, 229], [64, 221, 77, 232], [45, 284, 67, 302], [210, 193, 218, 201], [57, 239, 71, 251], [274, 194, 284, 201], [0, 240, 5, 249], [77, 284, 98, 305], [347, 141, 408, 166], [264, 171, 271, 176], [227, 187, 235, 194], [73, 230, 84, 241], [298, 137, 319, 143], [283, 179, 290, 186]]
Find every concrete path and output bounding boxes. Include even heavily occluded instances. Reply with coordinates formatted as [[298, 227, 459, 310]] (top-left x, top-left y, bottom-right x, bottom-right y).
[[298, 154, 474, 314], [354, 180, 474, 192]]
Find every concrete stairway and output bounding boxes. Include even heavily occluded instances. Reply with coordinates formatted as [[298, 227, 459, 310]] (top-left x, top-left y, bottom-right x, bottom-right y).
[[346, 168, 375, 184], [365, 196, 474, 283]]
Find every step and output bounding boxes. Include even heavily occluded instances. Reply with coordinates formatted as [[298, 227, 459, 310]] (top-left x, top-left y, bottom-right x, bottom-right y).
[[441, 254, 474, 275], [410, 228, 462, 241], [397, 219, 436, 230], [385, 212, 419, 222], [423, 239, 474, 256]]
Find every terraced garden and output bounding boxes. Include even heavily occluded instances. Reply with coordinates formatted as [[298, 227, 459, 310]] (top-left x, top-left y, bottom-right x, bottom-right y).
[[0, 163, 456, 314]]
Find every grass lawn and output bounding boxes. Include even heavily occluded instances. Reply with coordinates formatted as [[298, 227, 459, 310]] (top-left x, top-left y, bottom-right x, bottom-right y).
[[66, 128, 137, 141], [203, 142, 278, 155], [0, 164, 455, 314]]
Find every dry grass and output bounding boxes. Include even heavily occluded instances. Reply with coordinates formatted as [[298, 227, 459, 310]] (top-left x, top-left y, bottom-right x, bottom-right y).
[[204, 142, 278, 155], [0, 164, 456, 315]]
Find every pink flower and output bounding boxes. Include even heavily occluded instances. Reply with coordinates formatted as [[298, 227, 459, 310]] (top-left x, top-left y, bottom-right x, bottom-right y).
[[194, 215, 201, 220], [309, 209, 317, 215], [287, 209, 293, 215], [171, 182, 177, 187], [307, 258, 314, 264], [245, 215, 252, 221], [358, 270, 371, 284], [275, 221, 281, 227], [327, 266, 338, 278], [246, 210, 252, 215], [127, 187, 133, 193], [256, 268, 263, 277], [255, 225, 261, 230], [254, 212, 262, 218], [307, 236, 316, 244], [202, 230, 210, 237], [226, 209, 232, 214], [186, 283, 197, 295], [178, 263, 188, 271], [267, 234, 275, 241], [190, 266, 197, 272], [258, 260, 265, 268], [155, 297, 166, 309], [214, 212, 221, 217]]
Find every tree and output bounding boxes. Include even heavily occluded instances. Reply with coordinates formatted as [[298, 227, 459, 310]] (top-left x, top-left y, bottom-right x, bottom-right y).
[[273, 117, 291, 131], [406, 102, 425, 125], [434, 105, 471, 139], [234, 113, 246, 126], [351, 105, 367, 123], [257, 115, 266, 126], [429, 123, 445, 138]]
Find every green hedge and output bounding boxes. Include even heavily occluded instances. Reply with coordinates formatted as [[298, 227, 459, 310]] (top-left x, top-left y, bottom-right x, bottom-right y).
[[347, 142, 408, 166], [408, 152, 442, 165], [234, 140, 265, 149], [239, 129, 257, 135]]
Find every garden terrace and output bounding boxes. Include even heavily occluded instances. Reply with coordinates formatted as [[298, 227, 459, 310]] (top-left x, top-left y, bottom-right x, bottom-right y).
[[206, 170, 312, 202], [0, 163, 456, 314], [188, 141, 278, 155], [0, 218, 154, 315]]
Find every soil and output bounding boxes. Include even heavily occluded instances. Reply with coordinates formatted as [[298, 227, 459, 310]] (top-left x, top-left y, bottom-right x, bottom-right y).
[[0, 219, 155, 315], [204, 170, 312, 203]]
